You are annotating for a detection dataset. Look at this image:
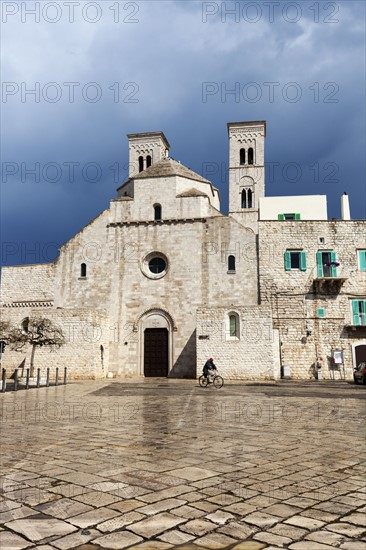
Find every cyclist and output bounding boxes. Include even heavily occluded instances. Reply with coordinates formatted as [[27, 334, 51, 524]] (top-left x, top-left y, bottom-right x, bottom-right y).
[[203, 358, 217, 383]]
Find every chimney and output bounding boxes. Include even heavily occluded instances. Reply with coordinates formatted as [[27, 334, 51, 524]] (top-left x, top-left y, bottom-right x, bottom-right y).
[[341, 192, 351, 220]]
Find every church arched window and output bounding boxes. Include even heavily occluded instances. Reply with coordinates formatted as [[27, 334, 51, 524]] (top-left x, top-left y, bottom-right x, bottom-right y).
[[241, 189, 247, 209], [154, 204, 162, 221], [248, 147, 254, 165], [228, 255, 236, 272], [146, 155, 152, 168], [226, 312, 240, 339], [248, 189, 253, 208], [240, 148, 245, 165], [80, 263, 87, 278], [138, 156, 144, 172]]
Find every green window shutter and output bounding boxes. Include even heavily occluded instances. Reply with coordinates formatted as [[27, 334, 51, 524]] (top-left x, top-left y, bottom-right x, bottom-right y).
[[352, 300, 361, 325], [317, 308, 325, 318], [316, 252, 323, 278], [359, 250, 366, 271], [300, 252, 307, 271], [330, 251, 337, 277], [295, 213, 301, 220], [284, 252, 291, 271], [363, 301, 366, 326], [278, 214, 285, 220]]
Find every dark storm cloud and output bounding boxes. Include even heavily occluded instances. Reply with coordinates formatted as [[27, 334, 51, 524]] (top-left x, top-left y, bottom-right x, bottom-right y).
[[1, 0, 365, 266]]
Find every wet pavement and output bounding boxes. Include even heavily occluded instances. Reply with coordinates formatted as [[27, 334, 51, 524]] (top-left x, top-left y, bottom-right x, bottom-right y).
[[0, 378, 365, 549]]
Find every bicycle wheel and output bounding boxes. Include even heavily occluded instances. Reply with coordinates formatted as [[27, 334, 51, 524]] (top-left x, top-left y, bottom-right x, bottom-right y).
[[213, 375, 224, 388], [199, 375, 208, 387]]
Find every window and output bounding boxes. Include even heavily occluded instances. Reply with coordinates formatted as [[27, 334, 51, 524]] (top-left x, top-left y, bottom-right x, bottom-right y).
[[146, 155, 152, 168], [248, 147, 254, 165], [154, 204, 162, 221], [80, 263, 87, 278], [247, 189, 253, 208], [229, 315, 237, 337], [241, 189, 247, 208], [142, 252, 169, 280], [149, 257, 166, 274], [138, 156, 144, 172], [358, 250, 366, 271], [278, 213, 301, 220], [284, 251, 307, 271], [228, 255, 236, 272], [227, 312, 239, 339], [317, 308, 325, 318], [21, 317, 29, 333], [352, 300, 366, 326], [317, 251, 338, 278], [240, 148, 245, 165]]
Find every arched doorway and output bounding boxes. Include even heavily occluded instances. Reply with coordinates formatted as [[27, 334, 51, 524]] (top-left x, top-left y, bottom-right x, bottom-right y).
[[353, 343, 366, 367], [139, 310, 173, 377]]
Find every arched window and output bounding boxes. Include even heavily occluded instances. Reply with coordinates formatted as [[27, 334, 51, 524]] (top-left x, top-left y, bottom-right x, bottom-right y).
[[248, 189, 253, 208], [80, 263, 87, 278], [146, 155, 152, 168], [21, 317, 29, 334], [241, 189, 247, 209], [138, 156, 144, 172], [228, 255, 236, 272], [248, 147, 254, 165], [154, 204, 162, 221], [240, 148, 245, 165]]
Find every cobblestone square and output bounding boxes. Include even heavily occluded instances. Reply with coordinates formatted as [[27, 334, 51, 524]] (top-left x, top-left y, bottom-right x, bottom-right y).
[[1, 379, 365, 549]]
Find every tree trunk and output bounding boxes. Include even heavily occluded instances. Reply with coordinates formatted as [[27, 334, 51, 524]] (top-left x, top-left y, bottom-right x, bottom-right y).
[[30, 344, 36, 377]]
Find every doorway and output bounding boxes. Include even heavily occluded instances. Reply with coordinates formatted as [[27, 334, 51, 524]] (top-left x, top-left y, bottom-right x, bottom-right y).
[[355, 344, 366, 366], [144, 328, 169, 377]]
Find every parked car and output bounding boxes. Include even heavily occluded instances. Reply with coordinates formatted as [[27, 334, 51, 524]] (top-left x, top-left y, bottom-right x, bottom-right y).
[[353, 362, 366, 385]]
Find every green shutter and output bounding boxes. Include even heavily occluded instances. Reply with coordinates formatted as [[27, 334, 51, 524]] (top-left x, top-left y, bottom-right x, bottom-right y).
[[316, 252, 323, 278], [300, 252, 307, 271], [278, 214, 285, 220], [284, 252, 291, 271], [363, 301, 366, 326], [295, 213, 301, 220], [330, 251, 337, 277], [317, 308, 325, 318], [359, 250, 366, 271], [352, 300, 361, 326]]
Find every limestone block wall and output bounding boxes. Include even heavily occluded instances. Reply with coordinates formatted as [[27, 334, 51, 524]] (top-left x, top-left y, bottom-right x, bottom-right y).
[[0, 264, 55, 304], [259, 220, 366, 379], [197, 306, 280, 380], [0, 307, 108, 380]]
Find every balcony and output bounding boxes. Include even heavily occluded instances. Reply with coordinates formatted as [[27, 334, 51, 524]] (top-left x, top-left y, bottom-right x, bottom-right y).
[[313, 266, 347, 293]]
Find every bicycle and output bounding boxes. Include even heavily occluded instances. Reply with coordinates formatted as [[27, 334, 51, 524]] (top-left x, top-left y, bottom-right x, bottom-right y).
[[199, 369, 224, 389]]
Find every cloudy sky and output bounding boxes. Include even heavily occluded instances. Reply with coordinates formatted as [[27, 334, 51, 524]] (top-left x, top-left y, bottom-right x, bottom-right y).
[[1, 0, 365, 266]]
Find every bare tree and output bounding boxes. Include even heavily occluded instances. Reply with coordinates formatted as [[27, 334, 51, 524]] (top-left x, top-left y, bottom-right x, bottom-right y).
[[6, 317, 65, 377]]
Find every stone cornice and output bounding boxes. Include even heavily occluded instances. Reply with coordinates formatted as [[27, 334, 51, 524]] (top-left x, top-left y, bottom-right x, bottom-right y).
[[107, 218, 207, 228]]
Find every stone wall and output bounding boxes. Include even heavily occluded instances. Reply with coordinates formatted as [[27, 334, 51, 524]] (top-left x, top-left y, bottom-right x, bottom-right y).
[[197, 306, 281, 380], [259, 220, 366, 379], [1, 263, 55, 304]]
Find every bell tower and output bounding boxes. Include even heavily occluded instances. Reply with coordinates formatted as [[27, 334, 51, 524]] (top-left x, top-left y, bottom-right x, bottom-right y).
[[228, 121, 266, 232], [127, 132, 170, 178]]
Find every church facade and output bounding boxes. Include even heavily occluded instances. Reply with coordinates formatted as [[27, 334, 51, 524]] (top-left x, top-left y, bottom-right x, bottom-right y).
[[1, 121, 365, 380]]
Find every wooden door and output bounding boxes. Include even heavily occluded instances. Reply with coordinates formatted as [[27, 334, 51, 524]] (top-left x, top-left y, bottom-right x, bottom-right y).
[[144, 328, 169, 377]]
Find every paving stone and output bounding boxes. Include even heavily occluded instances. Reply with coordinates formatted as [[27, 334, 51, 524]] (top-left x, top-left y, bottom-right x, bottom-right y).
[[205, 510, 235, 524], [97, 511, 146, 532], [269, 523, 308, 540], [158, 529, 195, 545], [127, 512, 185, 537], [242, 511, 282, 528], [108, 499, 145, 513], [73, 490, 118, 507], [137, 497, 186, 515], [263, 503, 302, 518], [5, 516, 77, 542], [284, 515, 326, 529], [339, 512, 366, 526], [137, 485, 192, 504], [191, 500, 220, 513], [230, 543, 266, 550], [36, 497, 93, 519], [218, 520, 257, 539], [339, 542, 366, 550], [305, 530, 353, 546], [172, 505, 206, 519], [288, 542, 337, 549], [51, 528, 100, 549], [0, 499, 21, 512], [0, 505, 38, 523], [325, 522, 366, 537], [68, 506, 119, 528], [166, 467, 217, 481], [131, 541, 173, 549], [206, 493, 241, 506], [180, 518, 217, 536], [300, 508, 340, 522], [254, 531, 292, 547], [92, 530, 143, 549], [0, 530, 33, 550], [194, 532, 237, 548], [223, 502, 258, 516]]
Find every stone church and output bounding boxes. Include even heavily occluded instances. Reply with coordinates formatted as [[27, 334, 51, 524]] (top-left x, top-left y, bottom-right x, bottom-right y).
[[1, 121, 365, 380]]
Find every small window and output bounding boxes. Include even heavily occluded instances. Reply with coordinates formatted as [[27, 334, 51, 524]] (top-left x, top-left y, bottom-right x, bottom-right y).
[[248, 147, 254, 165], [227, 313, 239, 339], [317, 251, 338, 278], [154, 204, 162, 221], [278, 213, 301, 221], [148, 257, 166, 274], [317, 308, 325, 318], [241, 189, 247, 209], [352, 300, 366, 326], [358, 250, 366, 271], [21, 317, 29, 333], [247, 189, 253, 208], [138, 156, 144, 172], [319, 237, 325, 245], [146, 155, 152, 168], [240, 148, 245, 165], [228, 255, 236, 272], [80, 263, 87, 278], [284, 251, 307, 271]]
